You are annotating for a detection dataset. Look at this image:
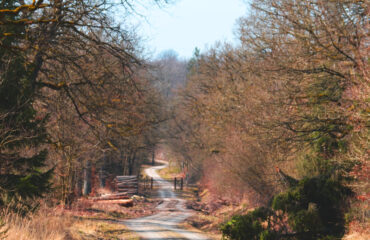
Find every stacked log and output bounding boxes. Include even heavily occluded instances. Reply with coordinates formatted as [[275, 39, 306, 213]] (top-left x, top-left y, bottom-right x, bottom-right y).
[[90, 192, 129, 201], [95, 199, 133, 207], [88, 192, 133, 207], [115, 175, 138, 195]]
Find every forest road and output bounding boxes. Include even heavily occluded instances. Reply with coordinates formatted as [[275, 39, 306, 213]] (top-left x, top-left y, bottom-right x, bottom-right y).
[[124, 160, 210, 240]]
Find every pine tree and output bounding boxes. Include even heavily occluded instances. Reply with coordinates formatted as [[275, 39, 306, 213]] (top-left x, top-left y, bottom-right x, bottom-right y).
[[0, 0, 53, 214]]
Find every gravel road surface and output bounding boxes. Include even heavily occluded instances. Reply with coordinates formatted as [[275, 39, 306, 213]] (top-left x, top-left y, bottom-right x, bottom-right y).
[[124, 160, 210, 240]]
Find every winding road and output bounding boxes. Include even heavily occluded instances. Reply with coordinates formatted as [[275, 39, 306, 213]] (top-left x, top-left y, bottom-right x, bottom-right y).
[[124, 160, 210, 240]]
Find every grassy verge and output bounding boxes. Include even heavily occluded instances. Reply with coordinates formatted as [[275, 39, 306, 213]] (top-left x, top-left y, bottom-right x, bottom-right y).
[[1, 208, 73, 240], [182, 188, 370, 240], [157, 161, 181, 179], [0, 207, 142, 240], [71, 218, 140, 240], [0, 194, 159, 240]]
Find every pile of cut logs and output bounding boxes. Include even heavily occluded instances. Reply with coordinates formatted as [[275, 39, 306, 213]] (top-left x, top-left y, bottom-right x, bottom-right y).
[[90, 192, 133, 207], [115, 175, 138, 195], [87, 175, 139, 207]]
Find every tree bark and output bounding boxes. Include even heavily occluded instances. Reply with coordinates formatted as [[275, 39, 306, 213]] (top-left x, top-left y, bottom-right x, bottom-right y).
[[83, 161, 91, 196], [151, 148, 155, 166]]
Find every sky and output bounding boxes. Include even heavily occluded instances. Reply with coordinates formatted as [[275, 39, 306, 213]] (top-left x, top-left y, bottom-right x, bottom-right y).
[[128, 0, 249, 59]]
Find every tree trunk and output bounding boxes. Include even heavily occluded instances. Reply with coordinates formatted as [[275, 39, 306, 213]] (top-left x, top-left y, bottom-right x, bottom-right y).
[[151, 148, 155, 166], [99, 168, 105, 188], [75, 170, 83, 198], [128, 152, 136, 176], [83, 161, 91, 196]]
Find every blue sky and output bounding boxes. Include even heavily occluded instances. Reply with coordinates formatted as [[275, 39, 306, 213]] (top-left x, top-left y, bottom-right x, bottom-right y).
[[128, 0, 248, 59]]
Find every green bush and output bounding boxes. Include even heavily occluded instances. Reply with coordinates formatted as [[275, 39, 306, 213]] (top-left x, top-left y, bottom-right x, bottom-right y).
[[272, 176, 352, 237], [221, 207, 276, 240], [221, 214, 263, 240], [221, 176, 352, 240]]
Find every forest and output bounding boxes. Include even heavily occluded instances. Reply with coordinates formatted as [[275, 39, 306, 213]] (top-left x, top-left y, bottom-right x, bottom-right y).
[[0, 0, 368, 239]]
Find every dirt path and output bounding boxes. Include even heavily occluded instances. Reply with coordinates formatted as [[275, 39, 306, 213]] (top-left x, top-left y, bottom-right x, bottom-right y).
[[124, 160, 210, 240]]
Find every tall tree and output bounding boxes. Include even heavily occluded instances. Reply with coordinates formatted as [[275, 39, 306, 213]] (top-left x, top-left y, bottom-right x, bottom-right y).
[[0, 0, 53, 213], [1, 0, 168, 207]]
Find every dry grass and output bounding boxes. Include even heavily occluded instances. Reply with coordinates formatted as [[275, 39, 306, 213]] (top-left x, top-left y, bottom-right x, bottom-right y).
[[0, 196, 154, 240], [185, 200, 247, 236], [70, 219, 140, 240], [344, 232, 370, 240], [343, 220, 370, 240], [0, 207, 141, 240], [1, 207, 74, 240]]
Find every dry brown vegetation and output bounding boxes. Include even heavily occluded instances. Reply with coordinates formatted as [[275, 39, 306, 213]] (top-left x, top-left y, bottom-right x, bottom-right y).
[[0, 194, 160, 240], [1, 0, 368, 239], [2, 209, 72, 240], [2, 211, 141, 240], [163, 0, 369, 238], [1, 0, 167, 211]]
